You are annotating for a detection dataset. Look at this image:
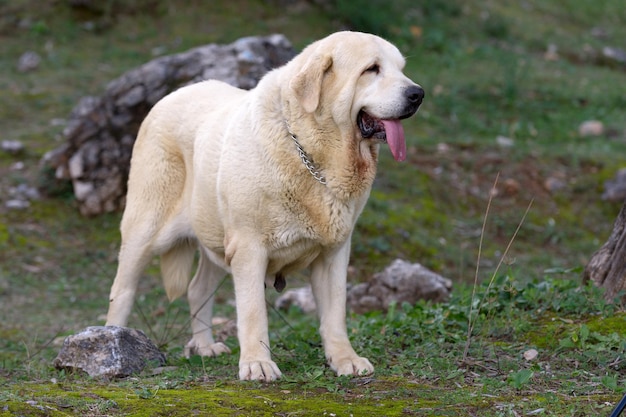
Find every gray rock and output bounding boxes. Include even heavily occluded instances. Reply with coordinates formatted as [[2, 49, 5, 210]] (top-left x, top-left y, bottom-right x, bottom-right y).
[[275, 286, 317, 313], [276, 259, 453, 315], [347, 259, 452, 314], [17, 51, 41, 72], [40, 35, 296, 216], [601, 46, 626, 67], [5, 199, 30, 210], [603, 168, 626, 202], [1, 140, 24, 154], [53, 326, 166, 378], [10, 183, 40, 201]]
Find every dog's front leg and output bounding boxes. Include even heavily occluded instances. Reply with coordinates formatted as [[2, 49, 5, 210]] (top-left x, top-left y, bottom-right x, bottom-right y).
[[229, 242, 282, 381], [310, 239, 374, 377]]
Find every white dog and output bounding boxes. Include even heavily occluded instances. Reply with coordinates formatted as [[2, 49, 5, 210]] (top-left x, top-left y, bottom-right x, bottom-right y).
[[105, 31, 424, 381]]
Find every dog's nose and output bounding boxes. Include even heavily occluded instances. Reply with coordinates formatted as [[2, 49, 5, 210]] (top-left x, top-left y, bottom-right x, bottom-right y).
[[406, 85, 425, 106]]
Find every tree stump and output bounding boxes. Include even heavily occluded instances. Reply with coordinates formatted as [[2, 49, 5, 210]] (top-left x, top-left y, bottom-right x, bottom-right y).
[[583, 201, 626, 301]]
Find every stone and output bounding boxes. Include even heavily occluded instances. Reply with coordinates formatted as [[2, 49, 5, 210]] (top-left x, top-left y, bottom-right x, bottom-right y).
[[544, 176, 567, 193], [347, 259, 452, 314], [501, 178, 521, 196], [543, 44, 559, 61], [578, 120, 604, 137], [5, 200, 30, 210], [496, 135, 515, 148], [9, 183, 40, 201], [275, 286, 317, 313], [276, 260, 453, 315], [17, 51, 41, 72], [53, 326, 166, 378], [1, 140, 25, 154], [523, 348, 539, 361], [40, 35, 296, 216], [602, 168, 626, 202], [601, 46, 626, 67]]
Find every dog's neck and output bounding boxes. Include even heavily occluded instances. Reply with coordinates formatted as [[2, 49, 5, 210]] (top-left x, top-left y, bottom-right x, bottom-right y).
[[285, 123, 327, 186]]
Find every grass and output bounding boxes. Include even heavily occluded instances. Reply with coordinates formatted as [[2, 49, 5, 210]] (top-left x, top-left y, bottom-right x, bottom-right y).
[[2, 274, 625, 415], [1, 0, 626, 415]]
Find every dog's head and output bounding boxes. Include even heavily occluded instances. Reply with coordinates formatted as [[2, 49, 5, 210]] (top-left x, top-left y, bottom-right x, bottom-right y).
[[289, 31, 424, 162]]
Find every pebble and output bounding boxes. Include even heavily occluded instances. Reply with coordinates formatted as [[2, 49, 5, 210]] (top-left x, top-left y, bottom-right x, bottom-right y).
[[523, 348, 539, 361], [578, 120, 604, 137], [496, 135, 515, 148], [6, 199, 30, 210], [10, 184, 40, 200], [1, 140, 24, 154], [17, 51, 41, 72]]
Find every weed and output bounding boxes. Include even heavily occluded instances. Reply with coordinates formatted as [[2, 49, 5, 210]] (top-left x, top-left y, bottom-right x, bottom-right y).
[[507, 369, 534, 390]]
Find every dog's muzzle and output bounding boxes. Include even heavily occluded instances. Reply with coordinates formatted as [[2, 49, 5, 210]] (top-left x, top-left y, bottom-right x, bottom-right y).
[[357, 85, 424, 162]]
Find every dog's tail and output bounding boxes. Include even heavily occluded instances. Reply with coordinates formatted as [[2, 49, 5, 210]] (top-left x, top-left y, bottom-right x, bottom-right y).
[[161, 240, 196, 301]]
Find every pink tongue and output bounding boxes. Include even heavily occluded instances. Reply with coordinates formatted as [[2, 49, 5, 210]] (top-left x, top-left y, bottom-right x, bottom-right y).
[[381, 119, 406, 161]]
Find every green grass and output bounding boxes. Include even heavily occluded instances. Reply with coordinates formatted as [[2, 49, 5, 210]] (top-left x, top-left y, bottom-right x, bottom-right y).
[[1, 0, 626, 415], [2, 274, 624, 415]]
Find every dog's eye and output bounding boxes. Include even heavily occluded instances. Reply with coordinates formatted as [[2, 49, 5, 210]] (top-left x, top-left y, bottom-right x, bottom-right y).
[[364, 64, 380, 74]]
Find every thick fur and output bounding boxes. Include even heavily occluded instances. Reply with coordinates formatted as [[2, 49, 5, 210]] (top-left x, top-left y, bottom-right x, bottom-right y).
[[106, 31, 423, 381]]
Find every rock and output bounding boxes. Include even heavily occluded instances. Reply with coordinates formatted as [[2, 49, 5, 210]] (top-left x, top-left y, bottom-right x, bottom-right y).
[[17, 51, 41, 72], [523, 348, 538, 361], [544, 44, 559, 61], [5, 183, 40, 210], [275, 286, 317, 313], [53, 326, 166, 378], [347, 259, 452, 314], [501, 178, 521, 196], [601, 46, 626, 67], [10, 161, 25, 171], [40, 35, 296, 216], [275, 260, 453, 315], [1, 140, 25, 154], [496, 135, 514, 148], [5, 200, 30, 210], [578, 120, 604, 137], [10, 183, 40, 201], [602, 168, 626, 202], [212, 317, 238, 343], [544, 175, 567, 193]]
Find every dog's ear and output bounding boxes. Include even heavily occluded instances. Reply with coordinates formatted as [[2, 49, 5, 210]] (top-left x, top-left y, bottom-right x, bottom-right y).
[[290, 53, 333, 113]]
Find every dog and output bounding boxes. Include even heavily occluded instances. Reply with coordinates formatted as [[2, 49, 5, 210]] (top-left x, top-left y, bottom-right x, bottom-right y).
[[105, 31, 424, 381]]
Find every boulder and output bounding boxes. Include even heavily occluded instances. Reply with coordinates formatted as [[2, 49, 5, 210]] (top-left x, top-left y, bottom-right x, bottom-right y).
[[347, 259, 452, 314], [53, 326, 166, 378], [41, 35, 296, 216], [275, 259, 453, 314], [275, 286, 317, 313]]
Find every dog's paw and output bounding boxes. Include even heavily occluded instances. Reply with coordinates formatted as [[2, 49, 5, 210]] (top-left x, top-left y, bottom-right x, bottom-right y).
[[239, 360, 282, 382], [184, 341, 231, 358], [332, 356, 374, 377]]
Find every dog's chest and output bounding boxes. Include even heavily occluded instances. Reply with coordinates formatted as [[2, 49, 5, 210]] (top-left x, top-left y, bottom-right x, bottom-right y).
[[269, 190, 360, 251]]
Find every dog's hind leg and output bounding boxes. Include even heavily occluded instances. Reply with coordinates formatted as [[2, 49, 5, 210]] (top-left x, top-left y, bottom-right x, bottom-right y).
[[106, 231, 156, 327], [184, 248, 231, 357]]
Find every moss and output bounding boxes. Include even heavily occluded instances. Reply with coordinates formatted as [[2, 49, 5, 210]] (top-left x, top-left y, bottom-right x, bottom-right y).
[[523, 312, 626, 350], [1, 370, 616, 416], [586, 313, 626, 337], [0, 222, 9, 248], [0, 380, 436, 416]]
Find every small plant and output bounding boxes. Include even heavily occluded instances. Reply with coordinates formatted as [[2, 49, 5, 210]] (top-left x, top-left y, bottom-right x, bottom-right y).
[[507, 369, 534, 390]]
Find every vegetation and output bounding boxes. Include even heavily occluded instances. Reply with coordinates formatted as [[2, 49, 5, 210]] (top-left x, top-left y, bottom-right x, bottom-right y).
[[1, 0, 625, 415]]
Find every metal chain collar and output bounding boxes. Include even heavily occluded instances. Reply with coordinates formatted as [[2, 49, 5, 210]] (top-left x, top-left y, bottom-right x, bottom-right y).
[[287, 128, 327, 185]]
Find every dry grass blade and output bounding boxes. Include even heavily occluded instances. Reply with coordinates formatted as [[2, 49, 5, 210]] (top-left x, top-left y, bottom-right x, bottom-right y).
[[462, 173, 534, 361]]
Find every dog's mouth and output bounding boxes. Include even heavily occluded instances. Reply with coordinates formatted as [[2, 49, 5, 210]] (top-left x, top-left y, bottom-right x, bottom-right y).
[[357, 110, 406, 161]]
